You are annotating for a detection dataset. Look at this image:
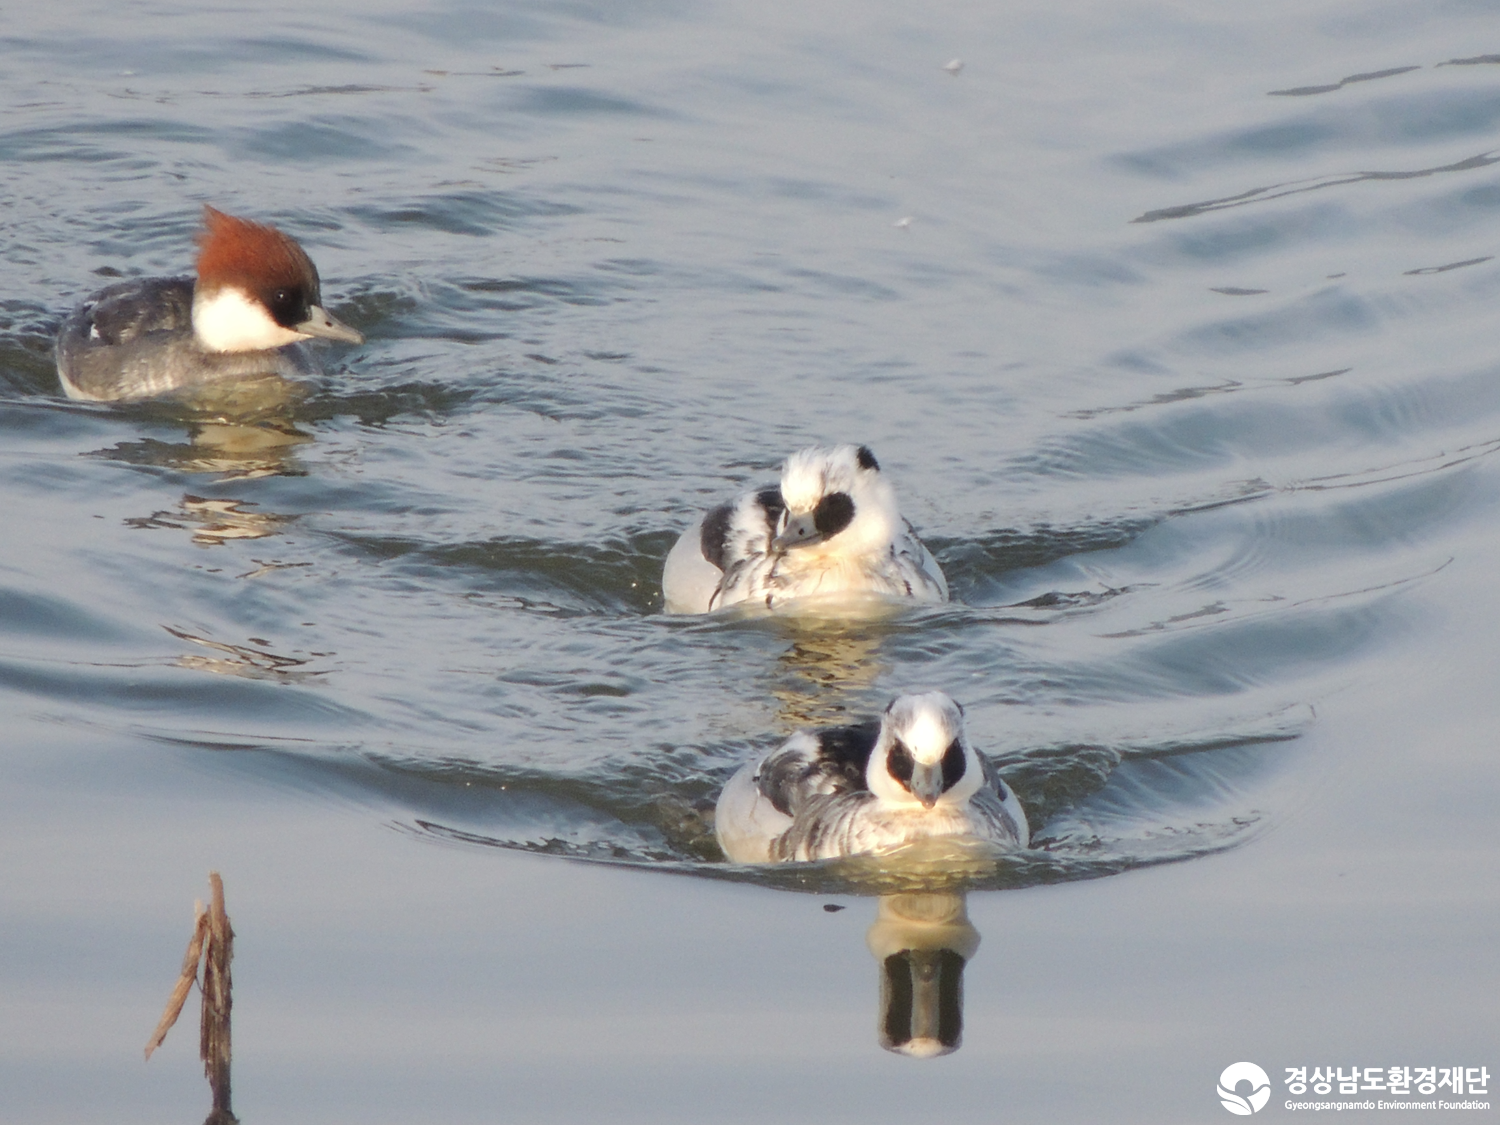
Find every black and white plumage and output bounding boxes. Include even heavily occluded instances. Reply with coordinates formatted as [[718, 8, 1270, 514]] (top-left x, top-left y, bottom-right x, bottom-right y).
[[662, 444, 948, 613], [715, 691, 1029, 863]]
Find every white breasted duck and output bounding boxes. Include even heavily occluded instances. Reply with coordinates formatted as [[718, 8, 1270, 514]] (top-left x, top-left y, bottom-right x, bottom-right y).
[[715, 691, 1028, 863], [663, 444, 947, 613]]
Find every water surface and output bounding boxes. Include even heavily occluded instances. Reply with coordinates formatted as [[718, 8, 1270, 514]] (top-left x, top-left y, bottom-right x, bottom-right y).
[[2, 0, 1497, 1121]]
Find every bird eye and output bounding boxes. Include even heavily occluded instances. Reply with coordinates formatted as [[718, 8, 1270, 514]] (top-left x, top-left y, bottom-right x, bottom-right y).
[[267, 286, 304, 327]]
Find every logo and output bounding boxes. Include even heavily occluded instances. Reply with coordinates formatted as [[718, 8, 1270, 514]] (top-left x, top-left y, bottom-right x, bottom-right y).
[[1219, 1062, 1272, 1115]]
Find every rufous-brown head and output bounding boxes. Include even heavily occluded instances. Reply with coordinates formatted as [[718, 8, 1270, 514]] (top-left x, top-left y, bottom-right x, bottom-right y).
[[190, 206, 363, 352]]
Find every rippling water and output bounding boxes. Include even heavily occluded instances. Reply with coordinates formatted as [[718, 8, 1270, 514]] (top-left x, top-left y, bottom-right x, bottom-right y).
[[3, 0, 1498, 1120]]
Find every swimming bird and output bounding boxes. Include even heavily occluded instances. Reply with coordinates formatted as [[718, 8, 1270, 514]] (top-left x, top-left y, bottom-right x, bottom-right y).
[[715, 691, 1029, 863], [662, 444, 947, 613], [56, 205, 364, 403]]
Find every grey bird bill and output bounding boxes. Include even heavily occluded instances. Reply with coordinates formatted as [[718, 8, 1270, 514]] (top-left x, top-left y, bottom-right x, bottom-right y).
[[771, 511, 824, 551], [910, 762, 944, 808], [295, 304, 365, 345]]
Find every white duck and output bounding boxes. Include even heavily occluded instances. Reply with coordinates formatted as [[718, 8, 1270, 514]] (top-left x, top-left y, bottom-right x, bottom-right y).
[[715, 691, 1028, 863], [663, 444, 947, 613]]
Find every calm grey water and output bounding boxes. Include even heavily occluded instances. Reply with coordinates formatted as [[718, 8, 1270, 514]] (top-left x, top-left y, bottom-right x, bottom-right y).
[[2, 0, 1498, 1121]]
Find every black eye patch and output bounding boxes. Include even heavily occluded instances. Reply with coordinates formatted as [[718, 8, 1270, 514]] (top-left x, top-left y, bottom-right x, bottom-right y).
[[265, 286, 308, 330], [886, 740, 914, 787], [813, 491, 855, 538], [941, 739, 966, 791]]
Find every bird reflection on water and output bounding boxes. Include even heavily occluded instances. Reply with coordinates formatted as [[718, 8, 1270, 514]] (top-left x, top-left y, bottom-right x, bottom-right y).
[[125, 493, 293, 547], [868, 892, 980, 1058], [90, 374, 314, 482], [765, 618, 890, 730], [75, 382, 333, 682]]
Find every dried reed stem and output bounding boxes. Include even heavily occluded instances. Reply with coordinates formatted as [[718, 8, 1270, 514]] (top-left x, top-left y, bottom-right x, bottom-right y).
[[145, 873, 237, 1125], [144, 901, 208, 1061], [200, 871, 234, 1119]]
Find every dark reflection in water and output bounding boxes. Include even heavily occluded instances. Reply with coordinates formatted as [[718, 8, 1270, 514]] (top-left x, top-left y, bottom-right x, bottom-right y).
[[1402, 255, 1493, 276], [1132, 150, 1500, 223], [1269, 66, 1422, 98], [869, 893, 979, 1058]]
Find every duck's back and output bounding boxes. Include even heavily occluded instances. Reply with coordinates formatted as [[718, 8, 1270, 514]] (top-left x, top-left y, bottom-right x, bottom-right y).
[[57, 277, 314, 402], [715, 721, 880, 863], [74, 277, 196, 344], [756, 720, 880, 814]]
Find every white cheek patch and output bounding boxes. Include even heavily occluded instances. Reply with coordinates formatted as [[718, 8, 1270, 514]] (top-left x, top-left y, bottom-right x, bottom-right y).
[[193, 287, 306, 353]]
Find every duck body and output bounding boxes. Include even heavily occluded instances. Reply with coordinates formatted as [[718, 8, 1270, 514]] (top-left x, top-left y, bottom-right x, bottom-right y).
[[663, 444, 947, 614], [715, 692, 1029, 863], [56, 276, 321, 402]]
